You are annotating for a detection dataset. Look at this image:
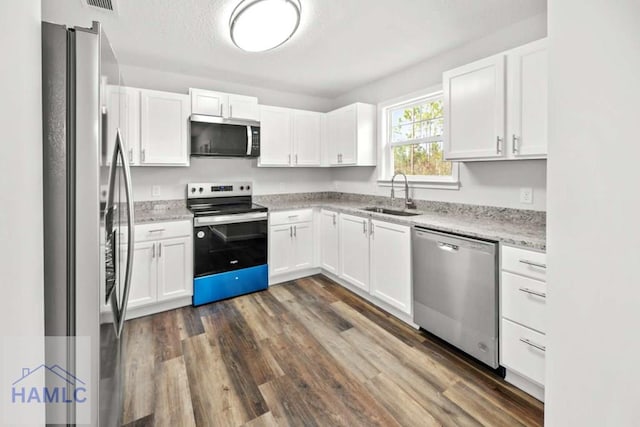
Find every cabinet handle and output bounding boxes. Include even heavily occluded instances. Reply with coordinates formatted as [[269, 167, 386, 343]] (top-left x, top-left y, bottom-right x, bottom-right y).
[[512, 134, 519, 154], [152, 243, 155, 258], [288, 154, 291, 165], [289, 226, 293, 238], [295, 154, 298, 164], [148, 228, 166, 233], [294, 225, 297, 237], [332, 213, 336, 225], [369, 220, 374, 237], [220, 103, 223, 117], [363, 220, 367, 234], [519, 287, 546, 298], [158, 242, 162, 257], [230, 105, 233, 118], [141, 149, 146, 162], [519, 338, 546, 352], [496, 136, 503, 154], [129, 148, 134, 163], [519, 259, 546, 269]]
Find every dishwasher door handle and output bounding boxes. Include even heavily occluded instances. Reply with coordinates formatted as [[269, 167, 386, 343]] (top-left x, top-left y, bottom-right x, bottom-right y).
[[438, 242, 459, 252]]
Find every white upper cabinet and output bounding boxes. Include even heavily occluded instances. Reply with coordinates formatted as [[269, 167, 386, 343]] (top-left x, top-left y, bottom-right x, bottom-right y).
[[443, 38, 548, 162], [327, 103, 376, 166], [259, 106, 323, 167], [292, 110, 322, 166], [228, 94, 260, 121], [507, 39, 548, 158], [106, 85, 140, 165], [259, 105, 293, 166], [140, 89, 190, 166], [190, 88, 259, 121], [444, 55, 506, 161]]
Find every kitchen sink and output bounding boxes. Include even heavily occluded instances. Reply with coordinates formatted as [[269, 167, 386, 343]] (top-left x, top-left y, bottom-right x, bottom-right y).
[[362, 207, 421, 217]]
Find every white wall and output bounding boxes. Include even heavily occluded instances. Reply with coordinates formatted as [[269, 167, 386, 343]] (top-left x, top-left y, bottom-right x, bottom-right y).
[[545, 1, 640, 425], [331, 13, 548, 211], [0, 1, 44, 337]]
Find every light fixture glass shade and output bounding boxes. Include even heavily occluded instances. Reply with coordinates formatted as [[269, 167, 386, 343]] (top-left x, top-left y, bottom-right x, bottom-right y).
[[230, 0, 301, 52]]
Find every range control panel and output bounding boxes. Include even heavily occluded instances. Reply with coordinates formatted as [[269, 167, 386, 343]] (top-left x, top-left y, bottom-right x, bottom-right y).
[[187, 182, 253, 198]]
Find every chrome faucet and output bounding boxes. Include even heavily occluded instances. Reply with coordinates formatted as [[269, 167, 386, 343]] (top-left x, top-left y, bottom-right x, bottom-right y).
[[391, 173, 416, 209]]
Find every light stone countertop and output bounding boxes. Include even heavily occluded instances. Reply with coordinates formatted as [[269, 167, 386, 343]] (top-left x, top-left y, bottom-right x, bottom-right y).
[[255, 196, 546, 251]]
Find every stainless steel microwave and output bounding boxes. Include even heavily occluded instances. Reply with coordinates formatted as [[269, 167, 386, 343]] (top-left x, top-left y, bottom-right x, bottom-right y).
[[190, 115, 260, 158]]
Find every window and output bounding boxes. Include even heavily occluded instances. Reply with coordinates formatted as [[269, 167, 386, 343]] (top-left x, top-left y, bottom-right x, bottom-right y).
[[379, 88, 459, 188]]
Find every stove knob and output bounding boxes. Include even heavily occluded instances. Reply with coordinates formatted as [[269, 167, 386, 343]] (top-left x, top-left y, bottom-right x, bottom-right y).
[[191, 187, 196, 193], [240, 186, 244, 190], [199, 187, 203, 193], [246, 185, 251, 190]]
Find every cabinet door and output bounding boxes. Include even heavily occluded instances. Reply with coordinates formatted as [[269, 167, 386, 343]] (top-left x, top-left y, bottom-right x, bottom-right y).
[[292, 110, 322, 166], [508, 39, 548, 158], [228, 94, 259, 121], [259, 106, 292, 166], [339, 214, 370, 291], [269, 224, 293, 275], [106, 86, 140, 165], [444, 55, 506, 160], [320, 210, 339, 274], [292, 222, 314, 270], [327, 105, 357, 165], [190, 88, 226, 117], [157, 236, 193, 301], [127, 241, 157, 308], [369, 220, 412, 315], [140, 90, 190, 165]]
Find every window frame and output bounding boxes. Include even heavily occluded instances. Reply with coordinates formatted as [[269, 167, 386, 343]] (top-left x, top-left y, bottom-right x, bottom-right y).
[[377, 86, 459, 190]]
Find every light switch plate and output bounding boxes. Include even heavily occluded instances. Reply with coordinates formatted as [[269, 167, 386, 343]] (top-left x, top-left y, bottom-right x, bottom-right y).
[[520, 187, 533, 204], [152, 185, 161, 197]]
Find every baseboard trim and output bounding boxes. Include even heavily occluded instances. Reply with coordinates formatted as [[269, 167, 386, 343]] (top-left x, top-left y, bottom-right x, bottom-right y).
[[100, 296, 193, 324], [270, 268, 322, 286], [504, 369, 545, 402]]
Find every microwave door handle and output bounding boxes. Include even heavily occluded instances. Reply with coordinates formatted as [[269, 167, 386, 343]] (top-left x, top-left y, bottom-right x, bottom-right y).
[[246, 126, 252, 156]]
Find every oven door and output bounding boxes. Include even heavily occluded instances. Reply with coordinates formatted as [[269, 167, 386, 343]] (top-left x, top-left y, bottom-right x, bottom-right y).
[[194, 212, 268, 277], [190, 116, 260, 157]]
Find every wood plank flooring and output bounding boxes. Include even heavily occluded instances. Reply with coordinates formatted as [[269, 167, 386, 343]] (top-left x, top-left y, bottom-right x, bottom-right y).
[[121, 275, 544, 426]]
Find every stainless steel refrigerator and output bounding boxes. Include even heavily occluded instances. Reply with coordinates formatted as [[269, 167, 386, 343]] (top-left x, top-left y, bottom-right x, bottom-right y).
[[42, 21, 134, 426]]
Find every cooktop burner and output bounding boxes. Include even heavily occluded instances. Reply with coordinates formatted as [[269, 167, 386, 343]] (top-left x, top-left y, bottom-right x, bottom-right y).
[[186, 182, 266, 218]]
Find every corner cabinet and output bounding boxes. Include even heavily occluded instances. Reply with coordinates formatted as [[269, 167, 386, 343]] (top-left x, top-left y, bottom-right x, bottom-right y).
[[443, 38, 548, 161], [258, 105, 322, 167], [327, 103, 376, 166], [140, 89, 190, 166], [319, 209, 340, 275]]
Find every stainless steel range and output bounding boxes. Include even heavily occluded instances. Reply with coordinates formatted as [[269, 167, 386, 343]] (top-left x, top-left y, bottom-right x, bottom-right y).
[[187, 182, 268, 305]]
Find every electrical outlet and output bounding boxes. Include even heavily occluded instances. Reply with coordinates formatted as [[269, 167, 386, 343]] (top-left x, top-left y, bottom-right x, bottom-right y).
[[520, 187, 533, 204], [152, 185, 161, 197]]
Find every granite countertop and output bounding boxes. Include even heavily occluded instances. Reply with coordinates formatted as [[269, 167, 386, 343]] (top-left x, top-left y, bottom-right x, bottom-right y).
[[134, 200, 193, 224], [256, 194, 546, 251]]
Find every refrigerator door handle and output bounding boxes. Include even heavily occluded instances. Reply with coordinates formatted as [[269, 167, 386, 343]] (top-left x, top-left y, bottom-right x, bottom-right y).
[[106, 128, 135, 338]]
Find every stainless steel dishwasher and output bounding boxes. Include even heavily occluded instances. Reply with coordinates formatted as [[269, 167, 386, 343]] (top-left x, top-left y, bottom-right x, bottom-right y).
[[412, 226, 499, 368]]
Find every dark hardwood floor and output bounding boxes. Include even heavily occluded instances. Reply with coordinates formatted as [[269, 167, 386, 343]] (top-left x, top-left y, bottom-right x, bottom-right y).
[[121, 275, 544, 426]]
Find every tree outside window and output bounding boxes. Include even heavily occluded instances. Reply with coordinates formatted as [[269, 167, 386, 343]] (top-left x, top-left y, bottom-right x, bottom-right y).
[[388, 95, 453, 178]]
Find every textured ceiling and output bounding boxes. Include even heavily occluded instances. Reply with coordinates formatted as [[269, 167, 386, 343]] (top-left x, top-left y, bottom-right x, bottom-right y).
[[42, 0, 546, 98]]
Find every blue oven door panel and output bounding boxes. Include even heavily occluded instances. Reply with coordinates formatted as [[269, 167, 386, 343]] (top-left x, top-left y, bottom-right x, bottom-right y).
[[193, 264, 268, 306]]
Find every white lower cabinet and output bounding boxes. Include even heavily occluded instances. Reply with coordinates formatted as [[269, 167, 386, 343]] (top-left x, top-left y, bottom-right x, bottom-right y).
[[269, 210, 314, 277], [100, 220, 193, 321], [319, 209, 340, 274], [369, 220, 412, 315], [339, 213, 370, 291], [500, 245, 547, 400]]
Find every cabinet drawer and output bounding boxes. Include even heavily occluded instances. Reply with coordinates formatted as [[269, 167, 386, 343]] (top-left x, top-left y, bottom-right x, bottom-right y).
[[135, 220, 192, 242], [501, 272, 546, 333], [501, 319, 545, 385], [502, 245, 546, 281], [270, 209, 313, 226]]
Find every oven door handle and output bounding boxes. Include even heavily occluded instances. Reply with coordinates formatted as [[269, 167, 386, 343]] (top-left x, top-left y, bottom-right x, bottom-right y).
[[194, 211, 268, 226]]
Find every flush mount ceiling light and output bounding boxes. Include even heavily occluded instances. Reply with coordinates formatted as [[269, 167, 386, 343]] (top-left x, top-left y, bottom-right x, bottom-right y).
[[230, 0, 301, 52]]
